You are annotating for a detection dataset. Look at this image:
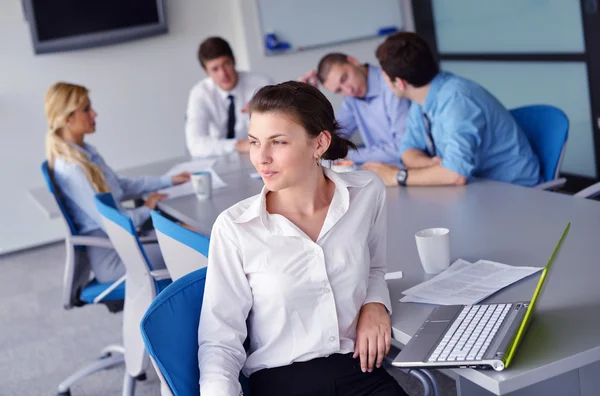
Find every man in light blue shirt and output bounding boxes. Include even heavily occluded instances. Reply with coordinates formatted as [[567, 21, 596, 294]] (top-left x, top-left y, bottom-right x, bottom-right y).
[[363, 33, 542, 187], [300, 54, 410, 164]]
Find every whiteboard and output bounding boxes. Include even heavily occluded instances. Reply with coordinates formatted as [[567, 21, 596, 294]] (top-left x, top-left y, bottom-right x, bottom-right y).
[[256, 0, 404, 54]]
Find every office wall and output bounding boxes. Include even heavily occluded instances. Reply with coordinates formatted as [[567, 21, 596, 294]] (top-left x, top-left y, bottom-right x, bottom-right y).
[[239, 0, 414, 109], [0, 0, 249, 253]]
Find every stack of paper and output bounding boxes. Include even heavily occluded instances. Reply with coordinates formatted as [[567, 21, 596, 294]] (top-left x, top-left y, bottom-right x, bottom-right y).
[[400, 259, 543, 306], [156, 160, 227, 199]]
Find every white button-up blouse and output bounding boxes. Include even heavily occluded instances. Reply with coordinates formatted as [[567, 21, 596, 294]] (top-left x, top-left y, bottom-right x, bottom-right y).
[[198, 169, 392, 396]]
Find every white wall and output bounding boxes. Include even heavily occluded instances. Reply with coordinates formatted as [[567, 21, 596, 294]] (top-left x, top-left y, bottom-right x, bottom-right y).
[[239, 0, 414, 108], [0, 0, 248, 253]]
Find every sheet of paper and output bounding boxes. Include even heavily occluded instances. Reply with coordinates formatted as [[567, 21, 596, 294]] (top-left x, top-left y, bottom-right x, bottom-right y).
[[384, 271, 403, 280], [164, 159, 217, 177], [401, 259, 543, 306], [157, 169, 227, 199]]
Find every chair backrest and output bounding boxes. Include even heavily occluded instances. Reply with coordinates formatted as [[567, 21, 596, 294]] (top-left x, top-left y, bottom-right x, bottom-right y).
[[140, 268, 250, 395], [509, 105, 569, 183], [151, 211, 209, 281], [41, 161, 78, 236], [95, 192, 157, 375], [41, 161, 91, 309]]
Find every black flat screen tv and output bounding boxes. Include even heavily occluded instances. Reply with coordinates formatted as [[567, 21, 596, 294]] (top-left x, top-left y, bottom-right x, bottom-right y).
[[22, 0, 167, 55]]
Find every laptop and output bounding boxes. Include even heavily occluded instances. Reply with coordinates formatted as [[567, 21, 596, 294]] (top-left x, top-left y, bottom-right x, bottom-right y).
[[391, 222, 570, 372]]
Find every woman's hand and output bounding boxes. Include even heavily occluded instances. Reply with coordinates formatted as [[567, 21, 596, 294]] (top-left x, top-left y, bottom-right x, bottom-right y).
[[172, 172, 191, 185], [144, 192, 168, 210], [353, 302, 391, 372]]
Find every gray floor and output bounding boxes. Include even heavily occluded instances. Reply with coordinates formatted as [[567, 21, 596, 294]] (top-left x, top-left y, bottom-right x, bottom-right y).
[[0, 243, 456, 396]]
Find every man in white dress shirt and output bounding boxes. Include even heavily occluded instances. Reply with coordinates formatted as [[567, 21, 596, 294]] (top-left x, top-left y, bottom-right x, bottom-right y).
[[185, 37, 274, 157]]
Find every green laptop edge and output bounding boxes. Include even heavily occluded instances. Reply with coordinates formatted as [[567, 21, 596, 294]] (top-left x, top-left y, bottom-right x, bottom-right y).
[[503, 221, 571, 369]]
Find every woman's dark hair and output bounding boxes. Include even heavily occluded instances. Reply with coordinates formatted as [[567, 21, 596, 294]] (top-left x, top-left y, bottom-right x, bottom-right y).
[[376, 32, 439, 87], [198, 37, 235, 69], [249, 81, 357, 161]]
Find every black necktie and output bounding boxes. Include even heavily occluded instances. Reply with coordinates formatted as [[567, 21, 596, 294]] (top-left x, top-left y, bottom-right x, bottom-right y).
[[423, 112, 436, 156], [227, 94, 236, 139]]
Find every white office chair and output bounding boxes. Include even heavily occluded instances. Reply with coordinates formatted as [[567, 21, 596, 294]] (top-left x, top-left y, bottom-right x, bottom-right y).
[[574, 182, 600, 199], [95, 193, 172, 396], [150, 211, 209, 281], [42, 161, 134, 396]]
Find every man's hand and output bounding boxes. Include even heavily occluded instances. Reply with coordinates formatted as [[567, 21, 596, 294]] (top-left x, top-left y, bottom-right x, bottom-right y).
[[362, 162, 401, 187], [171, 172, 191, 185], [353, 303, 391, 372], [235, 139, 251, 153], [241, 102, 250, 114], [298, 69, 319, 87], [144, 192, 168, 210]]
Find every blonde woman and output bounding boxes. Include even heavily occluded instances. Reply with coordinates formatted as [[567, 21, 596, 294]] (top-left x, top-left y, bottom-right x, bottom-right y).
[[45, 82, 190, 283]]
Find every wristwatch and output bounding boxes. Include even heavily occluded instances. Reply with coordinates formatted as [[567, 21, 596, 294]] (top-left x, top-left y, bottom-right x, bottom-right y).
[[396, 169, 408, 186]]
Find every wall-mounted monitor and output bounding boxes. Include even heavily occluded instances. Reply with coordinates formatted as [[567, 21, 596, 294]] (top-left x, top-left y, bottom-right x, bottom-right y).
[[22, 0, 168, 55]]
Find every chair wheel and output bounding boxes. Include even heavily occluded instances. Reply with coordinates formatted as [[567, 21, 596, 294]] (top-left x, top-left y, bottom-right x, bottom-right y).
[[136, 373, 147, 381], [57, 390, 71, 396]]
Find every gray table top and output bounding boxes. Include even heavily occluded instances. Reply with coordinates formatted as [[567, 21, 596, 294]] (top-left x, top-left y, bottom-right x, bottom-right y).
[[158, 172, 600, 395]]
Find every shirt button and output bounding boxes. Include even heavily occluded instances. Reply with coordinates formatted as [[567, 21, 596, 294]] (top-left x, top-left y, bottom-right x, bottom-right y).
[[329, 336, 336, 342], [323, 287, 331, 294], [314, 247, 320, 254]]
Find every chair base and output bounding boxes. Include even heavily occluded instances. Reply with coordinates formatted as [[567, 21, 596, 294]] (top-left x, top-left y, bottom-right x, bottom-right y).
[[57, 344, 125, 395]]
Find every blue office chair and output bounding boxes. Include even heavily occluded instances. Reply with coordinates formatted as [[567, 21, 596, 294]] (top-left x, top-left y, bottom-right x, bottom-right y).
[[151, 211, 209, 281], [41, 161, 130, 396], [140, 268, 251, 395], [95, 193, 172, 396], [509, 105, 569, 190]]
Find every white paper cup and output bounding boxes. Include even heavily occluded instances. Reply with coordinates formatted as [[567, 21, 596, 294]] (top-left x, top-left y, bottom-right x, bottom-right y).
[[415, 228, 450, 274], [191, 171, 212, 200]]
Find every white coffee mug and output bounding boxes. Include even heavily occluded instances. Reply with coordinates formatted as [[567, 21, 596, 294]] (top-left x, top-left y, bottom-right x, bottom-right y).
[[415, 228, 450, 274], [191, 171, 212, 200]]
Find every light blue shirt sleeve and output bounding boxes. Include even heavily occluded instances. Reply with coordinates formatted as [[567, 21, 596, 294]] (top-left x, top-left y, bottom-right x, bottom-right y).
[[118, 175, 173, 201], [438, 95, 485, 178], [336, 98, 358, 140], [348, 94, 409, 164], [57, 163, 153, 231], [338, 96, 410, 164], [398, 105, 430, 159]]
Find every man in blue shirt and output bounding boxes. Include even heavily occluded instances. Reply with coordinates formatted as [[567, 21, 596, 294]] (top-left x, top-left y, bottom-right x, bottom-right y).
[[363, 33, 542, 187], [300, 54, 410, 164]]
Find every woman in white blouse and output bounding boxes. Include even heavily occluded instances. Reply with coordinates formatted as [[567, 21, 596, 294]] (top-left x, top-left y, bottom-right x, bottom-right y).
[[198, 81, 408, 396]]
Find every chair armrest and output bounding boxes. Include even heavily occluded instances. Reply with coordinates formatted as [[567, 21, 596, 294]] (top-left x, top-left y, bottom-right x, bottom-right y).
[[150, 269, 171, 281], [419, 369, 439, 396], [384, 341, 435, 396], [93, 275, 126, 304], [574, 181, 600, 199], [139, 235, 159, 244], [535, 178, 567, 191], [69, 235, 113, 248]]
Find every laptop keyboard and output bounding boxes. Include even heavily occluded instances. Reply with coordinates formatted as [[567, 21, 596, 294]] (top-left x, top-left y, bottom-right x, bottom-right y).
[[427, 304, 512, 362]]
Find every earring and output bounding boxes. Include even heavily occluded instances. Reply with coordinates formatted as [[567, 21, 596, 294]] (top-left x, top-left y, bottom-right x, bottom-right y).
[[315, 156, 322, 167]]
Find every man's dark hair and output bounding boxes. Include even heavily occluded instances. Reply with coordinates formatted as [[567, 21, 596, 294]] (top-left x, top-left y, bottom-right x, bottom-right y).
[[198, 37, 235, 69], [249, 81, 357, 160], [376, 32, 439, 87], [316, 53, 350, 84]]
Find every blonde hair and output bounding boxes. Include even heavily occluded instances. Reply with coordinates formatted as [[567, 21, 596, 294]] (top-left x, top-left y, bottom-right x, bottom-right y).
[[45, 82, 109, 193]]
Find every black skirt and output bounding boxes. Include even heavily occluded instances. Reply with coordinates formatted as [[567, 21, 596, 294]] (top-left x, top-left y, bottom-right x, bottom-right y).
[[249, 353, 408, 396]]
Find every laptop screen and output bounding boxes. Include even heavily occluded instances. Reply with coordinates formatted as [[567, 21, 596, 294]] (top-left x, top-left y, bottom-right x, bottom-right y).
[[504, 222, 571, 368]]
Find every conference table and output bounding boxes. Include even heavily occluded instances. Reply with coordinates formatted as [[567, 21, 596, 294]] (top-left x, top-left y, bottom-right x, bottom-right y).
[[154, 153, 600, 396]]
